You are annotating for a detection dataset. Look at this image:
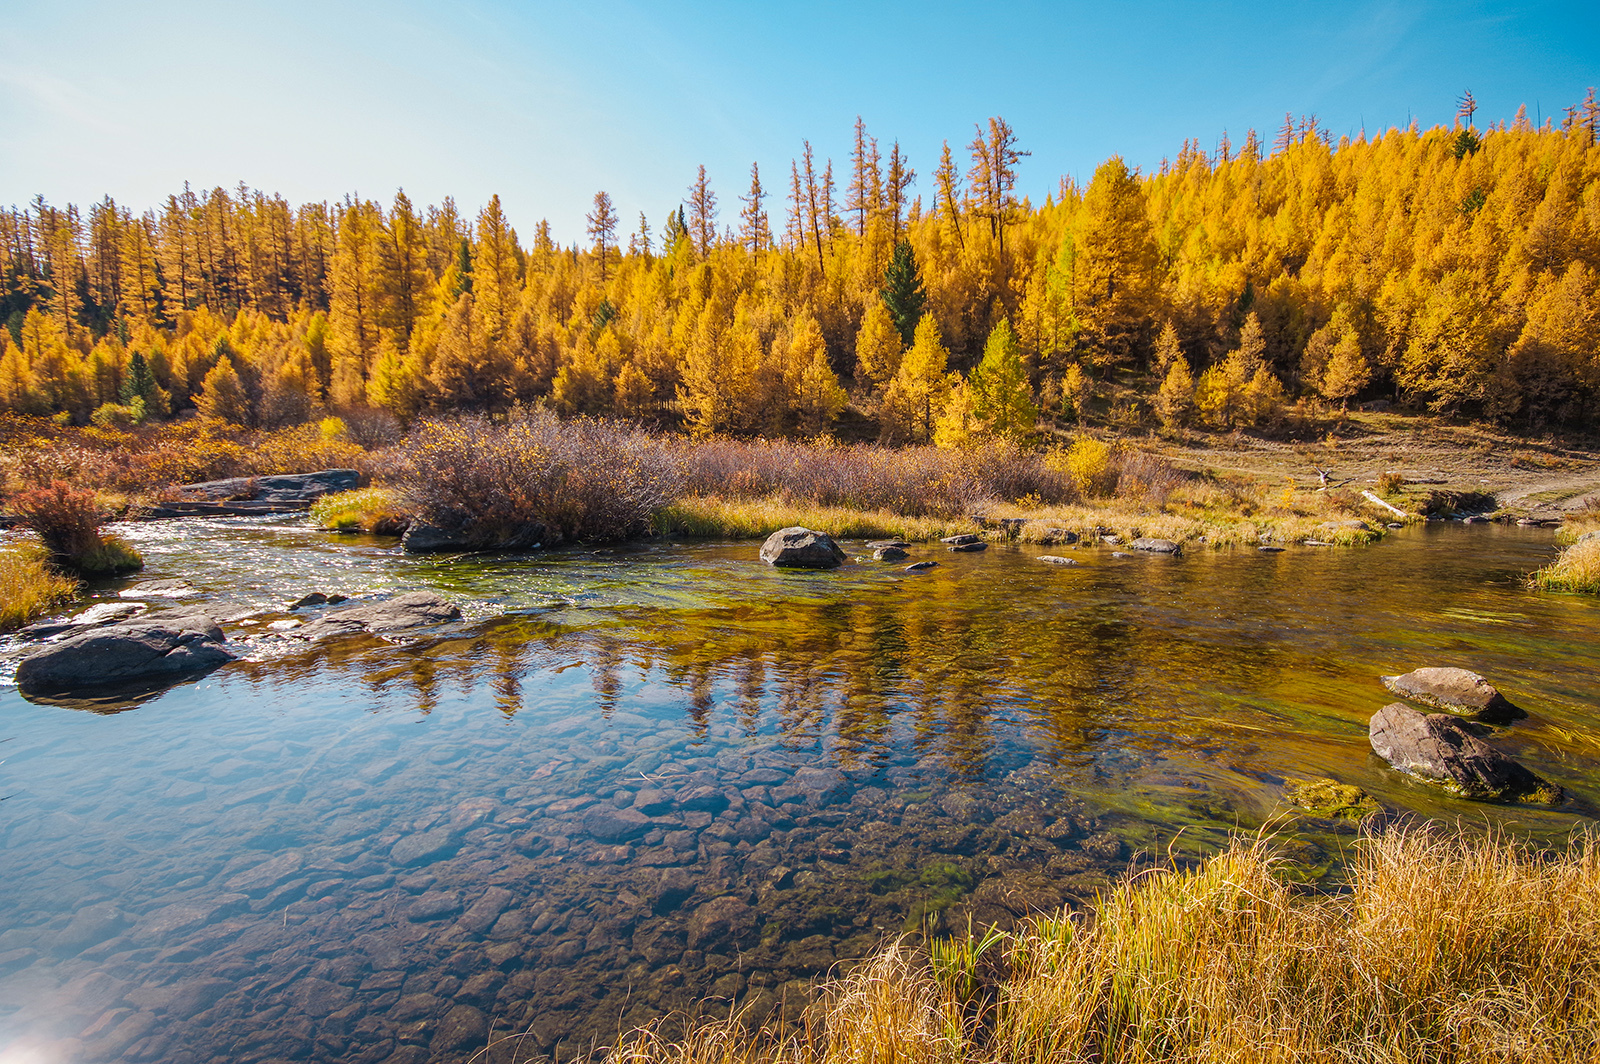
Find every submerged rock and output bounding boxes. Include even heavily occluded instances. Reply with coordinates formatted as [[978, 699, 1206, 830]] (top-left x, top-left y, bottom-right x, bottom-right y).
[[686, 895, 757, 951], [1129, 537, 1182, 554], [1368, 702, 1562, 803], [119, 579, 200, 600], [905, 560, 939, 572], [1381, 667, 1525, 723], [15, 615, 234, 693], [1284, 778, 1381, 820], [759, 527, 846, 569], [289, 591, 462, 640]]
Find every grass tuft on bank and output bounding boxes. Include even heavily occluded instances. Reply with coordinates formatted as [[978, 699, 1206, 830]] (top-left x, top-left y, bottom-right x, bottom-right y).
[[602, 826, 1600, 1064], [310, 486, 411, 535], [1530, 535, 1600, 594], [0, 543, 79, 631]]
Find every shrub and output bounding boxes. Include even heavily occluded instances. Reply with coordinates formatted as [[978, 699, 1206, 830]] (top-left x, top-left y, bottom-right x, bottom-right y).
[[7, 480, 143, 574], [1377, 470, 1407, 495], [401, 412, 682, 546], [0, 543, 78, 631], [1054, 436, 1117, 497]]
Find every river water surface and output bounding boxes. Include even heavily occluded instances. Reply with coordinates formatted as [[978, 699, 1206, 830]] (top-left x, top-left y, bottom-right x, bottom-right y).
[[1, 520, 1597, 1063]]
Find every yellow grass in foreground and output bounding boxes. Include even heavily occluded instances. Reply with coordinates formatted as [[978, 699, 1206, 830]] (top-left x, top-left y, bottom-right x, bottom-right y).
[[589, 828, 1600, 1064], [0, 542, 79, 631], [1530, 536, 1600, 594]]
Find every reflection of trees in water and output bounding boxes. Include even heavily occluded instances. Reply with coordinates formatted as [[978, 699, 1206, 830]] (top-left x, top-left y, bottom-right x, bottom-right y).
[[284, 579, 1152, 775]]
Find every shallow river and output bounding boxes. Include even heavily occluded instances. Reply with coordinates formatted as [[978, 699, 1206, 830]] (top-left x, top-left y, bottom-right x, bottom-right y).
[[1, 520, 1597, 1063]]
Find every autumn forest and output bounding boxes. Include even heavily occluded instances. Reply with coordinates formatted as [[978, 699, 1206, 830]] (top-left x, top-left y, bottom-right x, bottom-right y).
[[3, 95, 1600, 442]]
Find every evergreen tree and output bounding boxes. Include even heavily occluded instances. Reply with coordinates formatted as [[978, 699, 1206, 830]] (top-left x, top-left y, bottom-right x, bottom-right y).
[[881, 241, 926, 345]]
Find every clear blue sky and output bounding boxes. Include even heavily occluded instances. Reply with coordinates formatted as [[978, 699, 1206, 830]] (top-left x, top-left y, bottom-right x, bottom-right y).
[[2, 0, 1595, 242]]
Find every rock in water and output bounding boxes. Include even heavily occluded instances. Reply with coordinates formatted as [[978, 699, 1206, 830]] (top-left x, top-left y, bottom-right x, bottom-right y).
[[948, 541, 987, 553], [1368, 702, 1562, 803], [940, 534, 981, 546], [290, 592, 462, 640], [1129, 538, 1182, 554], [759, 527, 846, 569], [15, 616, 234, 693], [872, 546, 909, 561], [1381, 667, 1525, 723], [1038, 555, 1077, 566], [905, 561, 939, 572]]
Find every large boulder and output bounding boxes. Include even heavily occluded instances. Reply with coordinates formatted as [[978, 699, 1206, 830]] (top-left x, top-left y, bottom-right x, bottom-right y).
[[15, 615, 234, 693], [401, 514, 547, 554], [176, 469, 361, 502], [1381, 667, 1525, 723], [1368, 702, 1562, 803], [289, 591, 461, 640], [760, 527, 845, 569]]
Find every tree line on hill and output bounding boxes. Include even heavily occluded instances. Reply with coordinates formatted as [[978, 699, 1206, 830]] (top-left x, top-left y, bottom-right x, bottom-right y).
[[2, 91, 1598, 440]]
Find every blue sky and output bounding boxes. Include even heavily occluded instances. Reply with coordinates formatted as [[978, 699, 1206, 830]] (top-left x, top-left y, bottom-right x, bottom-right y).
[[1, 0, 1595, 242]]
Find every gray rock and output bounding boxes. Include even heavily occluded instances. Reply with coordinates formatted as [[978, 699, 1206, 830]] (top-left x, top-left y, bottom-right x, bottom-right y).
[[405, 891, 462, 921], [289, 591, 461, 640], [905, 561, 939, 572], [15, 616, 233, 693], [940, 534, 981, 546], [687, 895, 757, 951], [759, 527, 846, 569], [53, 903, 128, 955], [434, 1004, 488, 1053], [580, 805, 653, 842], [866, 540, 912, 550], [1129, 538, 1182, 554], [458, 887, 515, 934], [948, 541, 987, 553], [1038, 555, 1077, 566], [1381, 667, 1525, 723], [633, 788, 674, 815], [1038, 528, 1079, 545], [1258, 545, 1285, 553], [872, 546, 909, 561], [177, 469, 361, 502], [20, 601, 147, 638], [288, 592, 347, 610], [1368, 702, 1562, 803], [391, 828, 457, 866], [118, 578, 200, 599], [225, 852, 303, 894]]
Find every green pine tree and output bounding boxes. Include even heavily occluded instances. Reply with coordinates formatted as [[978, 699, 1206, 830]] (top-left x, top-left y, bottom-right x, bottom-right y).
[[881, 241, 926, 345]]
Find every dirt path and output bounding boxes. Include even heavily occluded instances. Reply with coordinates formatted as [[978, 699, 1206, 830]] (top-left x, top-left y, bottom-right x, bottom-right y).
[[1146, 413, 1600, 514]]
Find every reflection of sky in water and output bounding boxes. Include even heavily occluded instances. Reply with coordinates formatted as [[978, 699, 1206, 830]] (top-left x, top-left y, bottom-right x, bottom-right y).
[[0, 520, 1596, 1061]]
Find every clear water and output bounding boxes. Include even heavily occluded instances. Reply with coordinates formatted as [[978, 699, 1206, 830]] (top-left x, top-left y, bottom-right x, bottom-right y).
[[0, 519, 1596, 1063]]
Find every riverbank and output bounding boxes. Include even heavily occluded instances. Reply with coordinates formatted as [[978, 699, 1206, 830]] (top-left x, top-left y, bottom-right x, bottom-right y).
[[609, 825, 1600, 1064]]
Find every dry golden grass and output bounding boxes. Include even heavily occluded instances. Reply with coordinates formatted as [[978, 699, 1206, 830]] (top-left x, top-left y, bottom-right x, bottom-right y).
[[0, 542, 79, 631], [591, 827, 1600, 1064], [1529, 536, 1600, 594], [655, 496, 973, 542]]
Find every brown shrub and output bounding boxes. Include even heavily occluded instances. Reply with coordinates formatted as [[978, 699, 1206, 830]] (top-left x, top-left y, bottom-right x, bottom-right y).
[[7, 480, 142, 574], [400, 412, 682, 545]]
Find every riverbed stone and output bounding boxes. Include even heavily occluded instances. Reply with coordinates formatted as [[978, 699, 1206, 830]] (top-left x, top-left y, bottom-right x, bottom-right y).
[[20, 601, 146, 638], [405, 892, 462, 922], [1380, 667, 1525, 722], [872, 546, 909, 561], [1368, 703, 1562, 803], [948, 541, 987, 552], [1129, 538, 1182, 554], [759, 527, 846, 569], [580, 805, 653, 842], [686, 896, 757, 951], [866, 540, 912, 550], [940, 534, 981, 546], [434, 1004, 488, 1052], [119, 578, 201, 599], [391, 828, 457, 866], [290, 592, 462, 640], [15, 615, 234, 693], [905, 560, 939, 571], [1037, 555, 1077, 566], [53, 903, 128, 955]]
